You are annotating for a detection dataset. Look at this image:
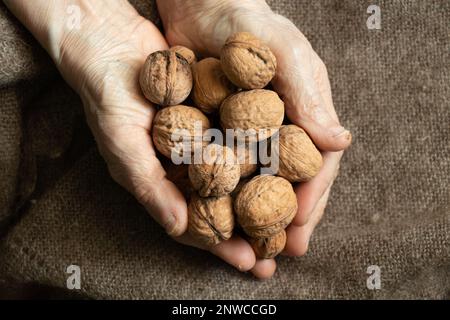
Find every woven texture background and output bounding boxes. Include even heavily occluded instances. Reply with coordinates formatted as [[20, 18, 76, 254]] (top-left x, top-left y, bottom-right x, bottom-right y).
[[0, 0, 449, 299]]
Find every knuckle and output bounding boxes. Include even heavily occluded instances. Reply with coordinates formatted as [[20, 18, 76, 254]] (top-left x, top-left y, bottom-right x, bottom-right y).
[[315, 58, 328, 77], [283, 41, 312, 69], [134, 183, 158, 207], [297, 87, 323, 117]]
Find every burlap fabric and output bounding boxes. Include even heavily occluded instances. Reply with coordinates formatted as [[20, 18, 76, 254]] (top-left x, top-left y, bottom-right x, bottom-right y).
[[0, 0, 448, 299]]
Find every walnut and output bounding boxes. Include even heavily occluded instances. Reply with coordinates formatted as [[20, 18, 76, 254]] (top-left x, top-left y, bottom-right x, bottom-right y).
[[220, 32, 276, 89], [192, 58, 236, 114], [170, 45, 197, 64], [273, 125, 323, 182], [139, 50, 193, 106], [188, 144, 240, 197], [249, 230, 286, 259], [234, 175, 297, 238], [152, 105, 210, 159], [188, 194, 234, 246], [220, 89, 284, 141]]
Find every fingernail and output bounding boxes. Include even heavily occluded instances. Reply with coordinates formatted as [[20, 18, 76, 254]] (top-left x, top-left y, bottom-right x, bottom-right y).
[[346, 131, 353, 142], [331, 127, 352, 142], [330, 126, 347, 137], [164, 213, 179, 236]]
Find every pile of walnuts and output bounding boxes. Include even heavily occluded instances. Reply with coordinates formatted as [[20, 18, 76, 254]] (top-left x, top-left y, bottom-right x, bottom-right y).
[[140, 32, 323, 259]]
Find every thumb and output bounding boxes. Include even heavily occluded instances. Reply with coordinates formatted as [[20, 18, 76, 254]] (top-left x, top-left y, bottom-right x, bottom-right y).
[[99, 126, 188, 236], [134, 170, 188, 237]]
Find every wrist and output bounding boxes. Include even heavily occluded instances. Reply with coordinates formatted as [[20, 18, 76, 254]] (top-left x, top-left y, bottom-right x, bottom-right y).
[[3, 0, 137, 92]]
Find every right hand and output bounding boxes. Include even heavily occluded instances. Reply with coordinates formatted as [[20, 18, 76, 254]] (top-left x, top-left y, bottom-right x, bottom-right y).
[[5, 0, 266, 277]]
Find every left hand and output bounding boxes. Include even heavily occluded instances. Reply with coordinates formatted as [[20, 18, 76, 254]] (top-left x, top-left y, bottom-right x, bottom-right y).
[[157, 0, 352, 278]]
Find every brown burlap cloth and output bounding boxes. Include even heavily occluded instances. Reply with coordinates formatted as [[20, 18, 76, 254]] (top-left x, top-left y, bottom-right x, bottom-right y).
[[0, 0, 449, 299]]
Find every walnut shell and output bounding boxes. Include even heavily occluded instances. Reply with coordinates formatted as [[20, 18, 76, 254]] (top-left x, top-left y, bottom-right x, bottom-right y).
[[234, 175, 297, 238], [170, 45, 197, 64], [188, 144, 240, 197], [233, 142, 258, 178], [220, 32, 276, 89], [220, 89, 284, 141], [273, 125, 323, 182], [152, 105, 210, 159], [140, 50, 193, 106], [192, 58, 236, 114], [188, 194, 234, 246], [249, 229, 286, 259]]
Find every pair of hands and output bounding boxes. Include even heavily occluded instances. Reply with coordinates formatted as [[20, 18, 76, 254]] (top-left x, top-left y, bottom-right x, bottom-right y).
[[7, 0, 351, 279]]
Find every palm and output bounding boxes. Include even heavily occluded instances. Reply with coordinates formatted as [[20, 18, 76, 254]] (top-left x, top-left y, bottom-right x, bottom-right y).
[[79, 19, 166, 133]]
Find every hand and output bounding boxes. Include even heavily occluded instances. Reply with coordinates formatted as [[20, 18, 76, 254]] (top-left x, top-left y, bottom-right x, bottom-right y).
[[54, 1, 266, 274], [3, 0, 260, 276], [157, 0, 352, 278]]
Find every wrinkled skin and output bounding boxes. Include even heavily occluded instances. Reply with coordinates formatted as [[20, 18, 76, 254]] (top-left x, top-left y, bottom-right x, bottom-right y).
[[5, 0, 351, 280]]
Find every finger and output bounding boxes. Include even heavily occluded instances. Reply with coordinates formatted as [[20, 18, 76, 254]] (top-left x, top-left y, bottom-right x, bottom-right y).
[[250, 259, 277, 280], [210, 236, 257, 272], [137, 170, 188, 237], [292, 151, 342, 226], [269, 37, 351, 152], [176, 233, 256, 272], [138, 20, 170, 56], [100, 126, 188, 237], [312, 51, 340, 122], [283, 185, 331, 257]]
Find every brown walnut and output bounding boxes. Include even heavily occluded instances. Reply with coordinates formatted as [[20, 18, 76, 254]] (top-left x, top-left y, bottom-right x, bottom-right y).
[[192, 57, 236, 114], [221, 32, 277, 89], [249, 229, 286, 259], [273, 125, 323, 182], [188, 194, 234, 247], [188, 144, 240, 197], [152, 105, 210, 159], [220, 89, 284, 141], [140, 50, 193, 106], [234, 175, 297, 238], [170, 45, 197, 64]]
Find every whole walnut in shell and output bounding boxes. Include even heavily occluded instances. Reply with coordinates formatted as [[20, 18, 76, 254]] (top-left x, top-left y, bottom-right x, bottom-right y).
[[152, 105, 210, 159], [170, 45, 197, 64], [188, 144, 240, 197], [234, 175, 297, 238], [188, 194, 234, 247], [220, 89, 284, 141], [272, 125, 323, 182], [221, 32, 276, 89], [249, 230, 286, 259], [192, 58, 236, 114], [140, 50, 192, 106]]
